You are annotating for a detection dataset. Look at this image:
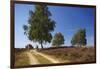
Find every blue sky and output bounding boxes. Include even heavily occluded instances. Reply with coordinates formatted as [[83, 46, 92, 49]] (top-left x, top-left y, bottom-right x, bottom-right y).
[[15, 4, 95, 48]]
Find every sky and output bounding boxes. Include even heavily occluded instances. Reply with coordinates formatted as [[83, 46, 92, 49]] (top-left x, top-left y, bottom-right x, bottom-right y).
[[15, 4, 95, 48]]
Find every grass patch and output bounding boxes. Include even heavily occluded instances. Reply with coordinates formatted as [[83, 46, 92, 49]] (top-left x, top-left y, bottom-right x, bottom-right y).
[[39, 47, 95, 63], [15, 51, 30, 67]]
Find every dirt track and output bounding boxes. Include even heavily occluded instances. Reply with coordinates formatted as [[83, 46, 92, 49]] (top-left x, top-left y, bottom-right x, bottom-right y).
[[26, 52, 39, 64], [30, 50, 60, 63]]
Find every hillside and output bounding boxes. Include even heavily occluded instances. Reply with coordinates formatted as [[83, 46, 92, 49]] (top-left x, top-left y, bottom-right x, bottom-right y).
[[15, 46, 95, 67], [38, 46, 95, 63]]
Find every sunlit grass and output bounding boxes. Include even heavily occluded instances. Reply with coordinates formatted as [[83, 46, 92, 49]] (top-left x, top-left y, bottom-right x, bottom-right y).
[[39, 47, 95, 63]]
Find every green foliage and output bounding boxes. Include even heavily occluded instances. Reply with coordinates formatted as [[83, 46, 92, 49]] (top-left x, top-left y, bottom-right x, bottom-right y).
[[71, 28, 87, 47], [23, 24, 28, 35], [52, 32, 65, 47], [23, 4, 56, 48]]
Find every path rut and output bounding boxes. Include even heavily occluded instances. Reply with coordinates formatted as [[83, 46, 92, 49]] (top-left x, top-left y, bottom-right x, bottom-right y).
[[30, 50, 60, 63], [26, 52, 39, 65]]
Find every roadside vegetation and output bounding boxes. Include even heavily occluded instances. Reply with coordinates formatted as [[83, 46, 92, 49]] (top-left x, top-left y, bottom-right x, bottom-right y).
[[15, 49, 30, 67], [38, 47, 95, 63]]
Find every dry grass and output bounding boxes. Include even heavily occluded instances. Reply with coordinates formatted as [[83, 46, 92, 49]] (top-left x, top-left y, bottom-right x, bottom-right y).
[[15, 48, 30, 67], [38, 46, 95, 63]]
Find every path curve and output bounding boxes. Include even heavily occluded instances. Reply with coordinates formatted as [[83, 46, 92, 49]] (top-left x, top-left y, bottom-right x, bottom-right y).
[[30, 50, 60, 63]]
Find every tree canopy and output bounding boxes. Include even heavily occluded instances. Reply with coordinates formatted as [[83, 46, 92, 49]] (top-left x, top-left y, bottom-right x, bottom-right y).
[[23, 4, 56, 48], [71, 28, 87, 47], [52, 32, 65, 47]]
